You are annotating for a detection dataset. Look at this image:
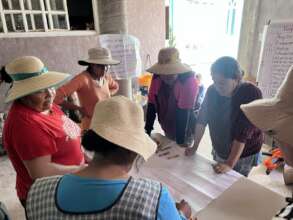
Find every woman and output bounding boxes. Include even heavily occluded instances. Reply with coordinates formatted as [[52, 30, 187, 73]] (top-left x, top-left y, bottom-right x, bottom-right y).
[[3, 56, 85, 207], [26, 96, 193, 220], [241, 65, 293, 219], [145, 47, 199, 147], [54, 47, 120, 130], [185, 56, 263, 176]]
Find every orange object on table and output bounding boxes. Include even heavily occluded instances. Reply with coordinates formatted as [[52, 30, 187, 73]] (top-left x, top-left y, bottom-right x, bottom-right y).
[[138, 73, 152, 87], [263, 148, 284, 174]]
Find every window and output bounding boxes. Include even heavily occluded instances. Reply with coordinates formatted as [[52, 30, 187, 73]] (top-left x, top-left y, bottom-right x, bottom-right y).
[[67, 0, 94, 30], [226, 0, 237, 35], [0, 0, 69, 33]]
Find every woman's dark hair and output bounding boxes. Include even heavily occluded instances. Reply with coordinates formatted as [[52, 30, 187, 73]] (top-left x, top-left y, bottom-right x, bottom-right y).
[[210, 56, 242, 80], [0, 66, 12, 83], [86, 65, 93, 75], [82, 130, 138, 166]]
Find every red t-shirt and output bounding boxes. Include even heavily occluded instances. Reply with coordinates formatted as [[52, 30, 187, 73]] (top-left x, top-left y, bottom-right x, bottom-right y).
[[3, 102, 84, 200]]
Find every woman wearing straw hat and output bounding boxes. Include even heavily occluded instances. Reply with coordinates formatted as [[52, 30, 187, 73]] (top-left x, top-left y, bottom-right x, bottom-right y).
[[26, 96, 193, 220], [145, 47, 199, 147], [241, 66, 293, 219], [55, 47, 120, 131], [185, 56, 263, 177], [3, 56, 85, 207]]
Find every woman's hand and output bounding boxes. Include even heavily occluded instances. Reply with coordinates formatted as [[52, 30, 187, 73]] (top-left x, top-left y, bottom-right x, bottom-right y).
[[152, 136, 162, 149], [185, 147, 196, 156], [176, 199, 192, 219], [212, 162, 232, 174]]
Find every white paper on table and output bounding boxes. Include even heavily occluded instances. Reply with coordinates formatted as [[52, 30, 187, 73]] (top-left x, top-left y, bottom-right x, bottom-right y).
[[196, 177, 287, 220], [132, 133, 241, 213]]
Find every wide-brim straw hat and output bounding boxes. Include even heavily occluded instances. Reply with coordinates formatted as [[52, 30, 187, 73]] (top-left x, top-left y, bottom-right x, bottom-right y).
[[146, 47, 192, 75], [78, 47, 120, 66], [241, 65, 293, 147], [90, 96, 157, 160], [5, 56, 71, 103]]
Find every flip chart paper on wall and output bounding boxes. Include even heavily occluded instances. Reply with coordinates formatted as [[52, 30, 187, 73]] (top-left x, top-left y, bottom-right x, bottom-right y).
[[99, 34, 142, 79], [196, 177, 286, 220], [257, 20, 293, 98]]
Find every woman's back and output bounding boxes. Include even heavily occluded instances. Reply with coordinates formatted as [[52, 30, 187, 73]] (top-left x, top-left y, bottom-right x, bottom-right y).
[[26, 175, 161, 220]]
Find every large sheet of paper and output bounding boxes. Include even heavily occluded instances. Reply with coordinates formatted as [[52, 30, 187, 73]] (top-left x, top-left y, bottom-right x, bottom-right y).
[[132, 134, 241, 213], [196, 177, 286, 220], [99, 34, 142, 79], [257, 20, 293, 98]]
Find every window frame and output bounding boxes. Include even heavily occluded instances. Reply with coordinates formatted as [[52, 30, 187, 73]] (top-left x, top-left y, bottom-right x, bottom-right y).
[[0, 0, 99, 37]]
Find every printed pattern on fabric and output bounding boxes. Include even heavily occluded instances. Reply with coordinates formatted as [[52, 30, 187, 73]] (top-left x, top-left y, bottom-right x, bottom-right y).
[[61, 115, 80, 140], [26, 176, 161, 220]]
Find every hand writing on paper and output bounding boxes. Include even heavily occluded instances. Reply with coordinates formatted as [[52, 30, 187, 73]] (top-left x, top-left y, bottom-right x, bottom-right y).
[[185, 147, 196, 156], [176, 199, 192, 219], [212, 163, 232, 174]]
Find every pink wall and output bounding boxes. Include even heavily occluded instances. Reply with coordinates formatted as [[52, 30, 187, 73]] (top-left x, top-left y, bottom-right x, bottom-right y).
[[127, 0, 165, 70], [0, 35, 99, 75]]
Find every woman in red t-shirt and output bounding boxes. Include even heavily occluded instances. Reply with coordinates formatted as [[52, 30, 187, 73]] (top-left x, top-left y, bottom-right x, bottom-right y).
[[3, 56, 85, 207]]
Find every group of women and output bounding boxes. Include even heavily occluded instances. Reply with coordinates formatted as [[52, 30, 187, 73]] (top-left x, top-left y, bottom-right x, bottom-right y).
[[1, 46, 292, 219]]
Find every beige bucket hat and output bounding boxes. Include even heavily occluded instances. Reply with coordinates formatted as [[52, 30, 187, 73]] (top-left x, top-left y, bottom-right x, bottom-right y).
[[147, 47, 192, 75], [241, 65, 293, 147], [90, 96, 157, 160], [78, 47, 120, 66], [5, 56, 71, 103]]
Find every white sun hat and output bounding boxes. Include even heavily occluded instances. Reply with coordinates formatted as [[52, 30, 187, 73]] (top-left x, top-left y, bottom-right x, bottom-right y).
[[78, 47, 120, 66]]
